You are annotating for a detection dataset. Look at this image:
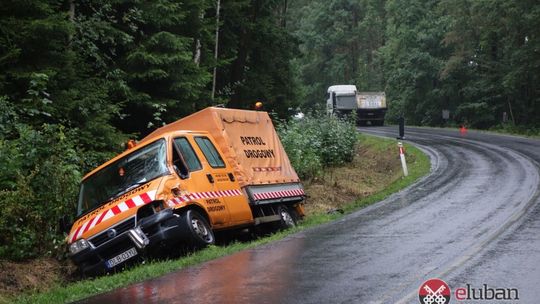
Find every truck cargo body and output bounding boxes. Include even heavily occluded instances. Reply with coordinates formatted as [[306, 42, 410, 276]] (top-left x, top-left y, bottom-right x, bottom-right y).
[[66, 107, 305, 275], [356, 92, 387, 126]]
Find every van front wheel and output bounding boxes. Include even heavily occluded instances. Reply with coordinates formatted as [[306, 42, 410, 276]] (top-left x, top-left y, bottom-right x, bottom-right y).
[[181, 209, 215, 247]]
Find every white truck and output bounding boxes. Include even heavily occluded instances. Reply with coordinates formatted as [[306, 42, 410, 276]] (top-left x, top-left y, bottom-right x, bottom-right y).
[[327, 85, 387, 126]]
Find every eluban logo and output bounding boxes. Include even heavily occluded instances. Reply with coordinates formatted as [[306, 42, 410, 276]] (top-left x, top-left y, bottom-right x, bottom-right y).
[[418, 279, 520, 303], [454, 284, 519, 301], [419, 278, 451, 304]]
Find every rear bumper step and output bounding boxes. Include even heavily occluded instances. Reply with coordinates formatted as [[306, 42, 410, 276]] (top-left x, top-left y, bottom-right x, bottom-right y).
[[254, 215, 281, 225]]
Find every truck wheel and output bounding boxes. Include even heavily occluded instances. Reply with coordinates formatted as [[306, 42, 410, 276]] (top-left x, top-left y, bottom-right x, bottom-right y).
[[181, 209, 215, 247], [277, 205, 296, 230]]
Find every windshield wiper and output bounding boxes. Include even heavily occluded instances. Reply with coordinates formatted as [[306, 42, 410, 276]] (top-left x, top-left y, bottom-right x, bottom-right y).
[[107, 181, 147, 201]]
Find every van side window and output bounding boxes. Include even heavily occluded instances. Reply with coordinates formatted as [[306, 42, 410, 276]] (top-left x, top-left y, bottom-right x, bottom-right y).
[[195, 137, 225, 168], [173, 137, 202, 172], [172, 145, 189, 179]]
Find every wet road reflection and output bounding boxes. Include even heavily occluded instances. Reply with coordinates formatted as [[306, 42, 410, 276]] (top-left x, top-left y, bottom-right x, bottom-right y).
[[77, 236, 305, 304]]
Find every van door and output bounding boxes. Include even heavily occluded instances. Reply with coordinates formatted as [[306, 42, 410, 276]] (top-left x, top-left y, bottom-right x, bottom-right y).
[[172, 137, 230, 226], [193, 136, 253, 224]]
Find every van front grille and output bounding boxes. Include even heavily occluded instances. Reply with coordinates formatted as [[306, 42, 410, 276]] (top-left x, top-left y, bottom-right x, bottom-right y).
[[89, 217, 136, 247]]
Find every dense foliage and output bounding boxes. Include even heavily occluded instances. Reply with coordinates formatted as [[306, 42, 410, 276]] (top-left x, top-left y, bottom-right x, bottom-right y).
[[0, 0, 299, 260], [278, 113, 358, 180], [290, 0, 540, 129], [1, 0, 539, 260]]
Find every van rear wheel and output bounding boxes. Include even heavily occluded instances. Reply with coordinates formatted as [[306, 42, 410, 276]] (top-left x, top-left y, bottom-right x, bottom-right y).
[[276, 205, 297, 230], [181, 209, 215, 247]]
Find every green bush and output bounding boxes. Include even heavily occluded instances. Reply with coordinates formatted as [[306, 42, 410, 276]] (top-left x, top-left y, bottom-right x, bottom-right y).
[[0, 124, 83, 260], [0, 95, 123, 261], [277, 112, 358, 179]]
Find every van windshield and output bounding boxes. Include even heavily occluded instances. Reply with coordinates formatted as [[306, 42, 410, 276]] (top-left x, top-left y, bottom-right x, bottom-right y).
[[76, 139, 168, 217]]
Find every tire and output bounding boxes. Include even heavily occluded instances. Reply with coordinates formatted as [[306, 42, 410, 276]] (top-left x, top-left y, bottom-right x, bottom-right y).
[[180, 209, 215, 248], [276, 205, 297, 230]]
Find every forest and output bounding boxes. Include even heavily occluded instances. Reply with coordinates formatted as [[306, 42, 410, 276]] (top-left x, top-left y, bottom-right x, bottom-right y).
[[0, 0, 539, 260]]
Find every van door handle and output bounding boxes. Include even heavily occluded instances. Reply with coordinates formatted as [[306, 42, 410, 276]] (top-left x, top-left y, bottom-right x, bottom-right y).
[[228, 173, 235, 182], [206, 174, 214, 183]]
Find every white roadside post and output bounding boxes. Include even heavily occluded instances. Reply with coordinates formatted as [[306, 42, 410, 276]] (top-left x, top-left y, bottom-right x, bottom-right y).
[[398, 142, 408, 176]]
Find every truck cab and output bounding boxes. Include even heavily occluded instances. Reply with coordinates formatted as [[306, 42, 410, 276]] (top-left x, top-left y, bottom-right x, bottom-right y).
[[326, 85, 358, 117]]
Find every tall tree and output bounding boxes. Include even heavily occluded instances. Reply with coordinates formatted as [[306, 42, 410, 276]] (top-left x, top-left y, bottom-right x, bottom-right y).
[[216, 0, 300, 116], [441, 0, 540, 127], [379, 0, 449, 125], [291, 0, 386, 108], [0, 0, 125, 153]]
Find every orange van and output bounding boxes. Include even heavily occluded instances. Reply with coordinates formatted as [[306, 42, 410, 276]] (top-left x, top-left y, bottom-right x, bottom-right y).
[[65, 107, 305, 275]]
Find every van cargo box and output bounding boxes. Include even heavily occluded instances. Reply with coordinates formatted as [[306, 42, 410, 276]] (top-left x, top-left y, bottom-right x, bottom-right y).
[[143, 107, 303, 203]]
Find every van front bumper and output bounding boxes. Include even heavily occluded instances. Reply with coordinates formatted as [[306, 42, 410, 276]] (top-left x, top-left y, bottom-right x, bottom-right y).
[[70, 208, 184, 276]]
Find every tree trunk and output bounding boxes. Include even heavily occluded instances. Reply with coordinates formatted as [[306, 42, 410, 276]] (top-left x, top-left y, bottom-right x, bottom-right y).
[[68, 0, 75, 42], [280, 0, 288, 28], [193, 12, 204, 66], [211, 0, 221, 100], [69, 0, 75, 22], [229, 0, 259, 107]]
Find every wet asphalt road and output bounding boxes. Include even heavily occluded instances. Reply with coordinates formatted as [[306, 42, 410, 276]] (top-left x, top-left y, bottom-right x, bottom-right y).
[[78, 127, 540, 304]]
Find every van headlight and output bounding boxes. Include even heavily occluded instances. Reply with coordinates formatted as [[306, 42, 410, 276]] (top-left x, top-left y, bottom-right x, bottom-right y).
[[69, 239, 90, 255]]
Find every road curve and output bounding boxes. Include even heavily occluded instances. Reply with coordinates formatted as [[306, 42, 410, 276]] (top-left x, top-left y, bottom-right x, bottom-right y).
[[77, 127, 540, 304]]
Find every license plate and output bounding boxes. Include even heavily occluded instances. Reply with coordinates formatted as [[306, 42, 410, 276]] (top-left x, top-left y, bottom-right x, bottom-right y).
[[106, 247, 138, 268]]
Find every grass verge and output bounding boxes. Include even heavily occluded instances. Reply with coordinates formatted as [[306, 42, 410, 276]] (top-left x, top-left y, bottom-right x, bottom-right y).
[[483, 127, 540, 139], [10, 133, 430, 304], [342, 134, 430, 213]]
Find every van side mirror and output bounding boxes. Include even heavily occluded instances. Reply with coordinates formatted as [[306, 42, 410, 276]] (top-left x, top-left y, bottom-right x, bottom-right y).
[[59, 215, 72, 234]]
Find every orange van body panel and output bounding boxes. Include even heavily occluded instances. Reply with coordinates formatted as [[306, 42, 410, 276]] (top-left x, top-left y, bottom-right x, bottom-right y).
[[142, 107, 300, 187]]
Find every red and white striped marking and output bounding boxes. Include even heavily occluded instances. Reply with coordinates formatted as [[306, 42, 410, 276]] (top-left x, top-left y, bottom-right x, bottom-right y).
[[69, 190, 157, 243], [398, 142, 408, 177], [253, 188, 305, 200], [253, 166, 282, 172], [168, 189, 243, 206]]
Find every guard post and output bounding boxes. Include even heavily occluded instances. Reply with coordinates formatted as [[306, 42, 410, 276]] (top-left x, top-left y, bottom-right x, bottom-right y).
[[398, 142, 408, 177]]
